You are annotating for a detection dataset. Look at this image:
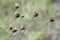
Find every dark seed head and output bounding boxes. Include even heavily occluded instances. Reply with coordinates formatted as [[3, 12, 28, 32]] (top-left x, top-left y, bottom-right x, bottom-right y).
[[9, 26, 14, 30], [21, 16, 24, 18], [15, 13, 20, 18], [10, 27, 13, 30], [21, 27, 26, 30], [12, 29, 17, 33], [33, 12, 38, 17], [15, 3, 19, 9], [50, 18, 55, 22], [15, 6, 19, 9]]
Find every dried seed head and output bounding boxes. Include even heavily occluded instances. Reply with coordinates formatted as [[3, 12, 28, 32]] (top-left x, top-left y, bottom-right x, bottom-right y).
[[12, 27, 17, 33], [9, 25, 14, 30], [50, 17, 55, 22], [12, 29, 17, 33], [16, 13, 20, 18], [15, 12, 20, 18], [33, 12, 38, 17], [21, 15, 24, 18], [21, 24, 26, 30], [15, 3, 19, 9], [10, 27, 13, 30], [21, 27, 26, 30]]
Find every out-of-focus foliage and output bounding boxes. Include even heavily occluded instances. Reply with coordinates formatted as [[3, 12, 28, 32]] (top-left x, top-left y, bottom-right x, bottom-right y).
[[25, 30, 48, 40]]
